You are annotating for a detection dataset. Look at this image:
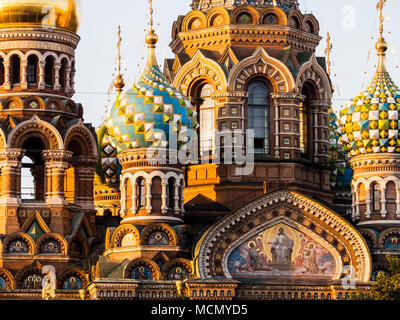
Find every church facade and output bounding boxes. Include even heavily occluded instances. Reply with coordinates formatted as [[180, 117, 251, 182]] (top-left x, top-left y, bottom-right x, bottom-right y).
[[0, 0, 397, 300]]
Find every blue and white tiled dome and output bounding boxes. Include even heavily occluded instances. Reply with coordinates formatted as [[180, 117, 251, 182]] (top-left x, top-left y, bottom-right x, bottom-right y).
[[105, 37, 199, 152]]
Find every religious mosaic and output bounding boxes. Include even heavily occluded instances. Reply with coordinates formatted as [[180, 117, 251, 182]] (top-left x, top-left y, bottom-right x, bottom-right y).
[[227, 224, 337, 279]]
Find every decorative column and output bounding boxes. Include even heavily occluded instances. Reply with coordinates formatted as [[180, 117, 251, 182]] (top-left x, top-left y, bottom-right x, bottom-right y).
[[313, 106, 319, 163], [31, 165, 45, 200], [274, 102, 280, 158], [70, 67, 76, 95], [396, 185, 400, 219], [365, 184, 372, 219], [42, 150, 72, 204], [380, 184, 387, 218], [38, 61, 46, 90], [161, 181, 168, 214], [174, 182, 180, 214], [53, 62, 61, 91], [145, 180, 152, 214], [120, 180, 127, 217], [180, 184, 185, 214], [355, 186, 360, 220], [71, 155, 97, 211], [351, 190, 356, 220], [65, 66, 72, 94], [21, 60, 28, 89], [0, 149, 24, 234], [130, 178, 137, 214], [0, 149, 24, 201], [3, 61, 10, 90]]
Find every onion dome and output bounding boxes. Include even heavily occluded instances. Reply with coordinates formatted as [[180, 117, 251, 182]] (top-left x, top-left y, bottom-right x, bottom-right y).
[[105, 29, 199, 152], [339, 27, 400, 157], [329, 108, 352, 189], [0, 0, 81, 33]]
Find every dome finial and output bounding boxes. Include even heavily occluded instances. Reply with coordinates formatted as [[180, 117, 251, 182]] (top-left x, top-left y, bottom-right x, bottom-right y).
[[325, 32, 333, 77], [113, 25, 125, 94], [376, 0, 388, 73], [145, 0, 159, 67]]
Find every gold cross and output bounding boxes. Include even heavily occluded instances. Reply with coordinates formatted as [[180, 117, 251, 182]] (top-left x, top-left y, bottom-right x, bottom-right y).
[[148, 0, 154, 31], [117, 25, 122, 75], [324, 32, 333, 76], [377, 0, 386, 39]]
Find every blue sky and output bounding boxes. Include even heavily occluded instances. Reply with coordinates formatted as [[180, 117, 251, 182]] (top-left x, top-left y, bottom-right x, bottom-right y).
[[73, 0, 400, 127]]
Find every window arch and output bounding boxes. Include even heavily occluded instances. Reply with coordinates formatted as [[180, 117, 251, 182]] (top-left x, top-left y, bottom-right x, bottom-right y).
[[198, 83, 215, 157], [237, 12, 253, 24], [10, 55, 21, 86], [372, 183, 380, 212], [300, 82, 316, 160], [263, 13, 278, 25], [305, 21, 315, 34], [289, 16, 300, 28], [59, 58, 68, 90], [0, 58, 4, 86], [27, 55, 38, 85], [21, 137, 46, 201], [167, 178, 175, 209], [137, 178, 146, 208], [45, 56, 55, 87], [248, 80, 270, 156]]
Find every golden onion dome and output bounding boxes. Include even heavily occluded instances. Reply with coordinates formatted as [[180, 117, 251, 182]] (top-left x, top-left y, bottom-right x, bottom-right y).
[[0, 0, 81, 33]]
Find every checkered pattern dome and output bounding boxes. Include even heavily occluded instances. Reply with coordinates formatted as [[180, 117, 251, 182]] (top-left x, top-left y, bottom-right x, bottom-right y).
[[105, 65, 199, 152], [100, 131, 120, 184], [329, 108, 352, 189], [339, 72, 400, 157]]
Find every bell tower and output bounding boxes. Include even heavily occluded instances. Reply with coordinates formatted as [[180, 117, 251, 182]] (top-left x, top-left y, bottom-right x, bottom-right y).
[[0, 0, 98, 292]]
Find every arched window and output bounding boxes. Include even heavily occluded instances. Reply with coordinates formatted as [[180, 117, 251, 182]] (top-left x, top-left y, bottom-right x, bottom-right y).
[[199, 84, 215, 156], [300, 82, 316, 160], [305, 21, 315, 34], [372, 183, 380, 212], [137, 178, 146, 208], [27, 55, 38, 85], [21, 137, 46, 201], [45, 56, 55, 87], [248, 80, 270, 156], [167, 178, 175, 209], [10, 55, 20, 86], [289, 16, 300, 28], [0, 58, 4, 86], [59, 58, 68, 90], [21, 156, 34, 200]]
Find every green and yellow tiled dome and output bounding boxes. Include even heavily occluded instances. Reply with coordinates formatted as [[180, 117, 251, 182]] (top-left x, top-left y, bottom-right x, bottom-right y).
[[105, 30, 199, 152], [339, 72, 400, 157]]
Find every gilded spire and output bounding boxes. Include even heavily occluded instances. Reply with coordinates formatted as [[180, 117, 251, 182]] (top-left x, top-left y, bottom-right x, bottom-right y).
[[324, 32, 332, 77], [145, 0, 159, 67], [376, 0, 388, 73], [113, 25, 125, 93]]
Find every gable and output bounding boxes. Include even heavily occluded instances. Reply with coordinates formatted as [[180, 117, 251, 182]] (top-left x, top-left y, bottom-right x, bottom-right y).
[[20, 210, 50, 241], [185, 194, 230, 212], [196, 189, 372, 283]]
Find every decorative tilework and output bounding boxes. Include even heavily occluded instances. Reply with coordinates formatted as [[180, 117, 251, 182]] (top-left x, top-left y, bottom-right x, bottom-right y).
[[339, 72, 400, 157], [106, 65, 198, 152]]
